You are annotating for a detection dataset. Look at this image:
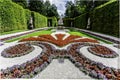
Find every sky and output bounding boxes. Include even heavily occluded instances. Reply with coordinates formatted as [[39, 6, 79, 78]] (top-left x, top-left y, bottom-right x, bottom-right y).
[[43, 0, 75, 16]]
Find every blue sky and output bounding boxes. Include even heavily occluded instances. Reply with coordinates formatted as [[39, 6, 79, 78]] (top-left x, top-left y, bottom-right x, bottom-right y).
[[44, 0, 74, 16]]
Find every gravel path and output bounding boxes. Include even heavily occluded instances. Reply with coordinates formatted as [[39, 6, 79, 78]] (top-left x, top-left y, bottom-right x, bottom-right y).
[[34, 59, 93, 79]]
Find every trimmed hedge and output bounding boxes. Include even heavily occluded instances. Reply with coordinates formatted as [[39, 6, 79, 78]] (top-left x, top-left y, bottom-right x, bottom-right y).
[[0, 0, 48, 33], [32, 11, 47, 28], [90, 0, 119, 37], [63, 0, 119, 37], [63, 18, 74, 27], [0, 0, 27, 33], [74, 13, 87, 29], [48, 17, 58, 27], [25, 9, 31, 27]]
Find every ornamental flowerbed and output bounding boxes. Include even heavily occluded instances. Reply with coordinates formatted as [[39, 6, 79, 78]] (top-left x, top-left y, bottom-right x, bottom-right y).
[[1, 43, 34, 58], [19, 34, 99, 47], [1, 42, 120, 79], [88, 45, 118, 58]]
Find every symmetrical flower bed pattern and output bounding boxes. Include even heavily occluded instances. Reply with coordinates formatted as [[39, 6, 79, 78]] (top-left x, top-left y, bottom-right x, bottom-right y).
[[0, 42, 119, 79], [19, 34, 99, 47], [88, 45, 118, 58], [1, 43, 34, 58]]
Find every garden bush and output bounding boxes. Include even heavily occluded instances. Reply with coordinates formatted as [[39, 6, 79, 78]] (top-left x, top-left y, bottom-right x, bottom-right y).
[[0, 0, 27, 33], [0, 0, 48, 34], [25, 9, 31, 28], [32, 11, 47, 28], [63, 18, 74, 27], [63, 0, 118, 37], [48, 17, 58, 27], [90, 0, 119, 37], [74, 13, 87, 29]]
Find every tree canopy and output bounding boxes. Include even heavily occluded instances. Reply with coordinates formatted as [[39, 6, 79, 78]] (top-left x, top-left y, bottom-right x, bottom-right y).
[[12, 0, 59, 18]]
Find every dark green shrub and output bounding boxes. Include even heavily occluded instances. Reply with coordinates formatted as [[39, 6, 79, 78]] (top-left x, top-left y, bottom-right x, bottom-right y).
[[25, 9, 31, 29], [0, 0, 27, 33], [74, 13, 87, 29], [63, 18, 74, 27], [48, 17, 58, 27], [32, 11, 47, 28], [90, 0, 119, 37]]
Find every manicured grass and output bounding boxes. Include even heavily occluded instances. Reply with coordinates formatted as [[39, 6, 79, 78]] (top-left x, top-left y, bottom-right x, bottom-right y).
[[69, 31, 112, 44], [6, 30, 52, 43], [69, 31, 90, 37], [0, 30, 27, 35]]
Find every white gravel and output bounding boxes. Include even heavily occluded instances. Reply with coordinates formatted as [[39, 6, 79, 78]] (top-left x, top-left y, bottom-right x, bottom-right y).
[[34, 59, 93, 79]]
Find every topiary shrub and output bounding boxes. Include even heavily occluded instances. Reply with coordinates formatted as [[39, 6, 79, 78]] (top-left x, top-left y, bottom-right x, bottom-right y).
[[63, 18, 74, 27], [74, 13, 87, 29], [90, 0, 119, 37], [48, 17, 58, 27], [0, 0, 27, 33], [25, 9, 32, 29], [32, 11, 47, 28]]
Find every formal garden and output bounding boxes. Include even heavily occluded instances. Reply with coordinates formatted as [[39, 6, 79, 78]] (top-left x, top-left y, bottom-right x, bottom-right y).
[[0, 0, 119, 79]]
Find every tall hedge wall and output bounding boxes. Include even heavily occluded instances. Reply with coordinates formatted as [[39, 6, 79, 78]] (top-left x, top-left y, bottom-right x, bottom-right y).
[[63, 18, 74, 27], [63, 0, 119, 37], [48, 17, 58, 27], [0, 0, 27, 33], [90, 0, 119, 37], [32, 11, 47, 28], [74, 13, 87, 29], [25, 9, 31, 27], [0, 0, 48, 33]]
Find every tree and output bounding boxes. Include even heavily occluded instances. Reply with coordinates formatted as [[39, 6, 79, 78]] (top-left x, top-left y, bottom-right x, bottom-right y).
[[43, 0, 51, 16], [12, 0, 27, 8], [47, 4, 59, 17], [65, 1, 82, 18], [28, 0, 44, 14]]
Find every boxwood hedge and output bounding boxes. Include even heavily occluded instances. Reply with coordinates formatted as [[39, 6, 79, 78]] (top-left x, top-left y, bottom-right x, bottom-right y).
[[90, 0, 119, 37], [48, 17, 58, 27], [32, 11, 47, 28], [25, 9, 31, 28], [63, 18, 74, 27], [0, 0, 27, 33], [74, 13, 87, 29], [63, 0, 119, 37], [0, 0, 48, 34]]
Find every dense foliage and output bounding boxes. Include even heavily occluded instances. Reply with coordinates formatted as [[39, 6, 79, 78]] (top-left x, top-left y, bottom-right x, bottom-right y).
[[12, 0, 27, 8], [74, 13, 87, 29], [48, 17, 58, 27], [64, 0, 119, 37], [32, 12, 47, 28], [63, 18, 74, 27], [0, 0, 27, 33], [28, 0, 59, 18], [0, 0, 51, 33], [90, 0, 119, 37]]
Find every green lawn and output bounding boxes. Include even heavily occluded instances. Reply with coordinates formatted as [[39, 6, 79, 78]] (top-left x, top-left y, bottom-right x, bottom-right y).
[[69, 31, 90, 37], [0, 30, 27, 35], [6, 30, 52, 43], [69, 31, 113, 44]]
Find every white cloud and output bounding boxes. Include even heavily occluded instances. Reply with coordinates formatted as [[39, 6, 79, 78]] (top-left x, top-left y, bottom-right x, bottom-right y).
[[44, 0, 74, 16]]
